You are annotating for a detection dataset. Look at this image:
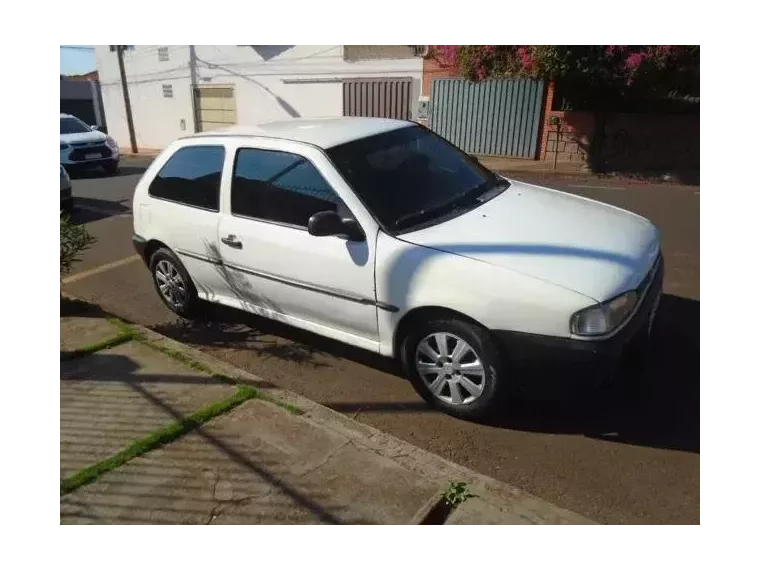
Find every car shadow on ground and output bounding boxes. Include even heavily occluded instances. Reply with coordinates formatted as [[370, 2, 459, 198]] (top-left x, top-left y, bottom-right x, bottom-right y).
[[149, 293, 699, 455], [67, 164, 148, 180], [65, 197, 132, 224], [489, 295, 700, 453]]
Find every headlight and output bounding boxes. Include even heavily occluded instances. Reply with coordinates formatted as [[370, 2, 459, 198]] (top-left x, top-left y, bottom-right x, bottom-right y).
[[60, 142, 69, 150], [571, 291, 638, 336], [105, 137, 119, 151]]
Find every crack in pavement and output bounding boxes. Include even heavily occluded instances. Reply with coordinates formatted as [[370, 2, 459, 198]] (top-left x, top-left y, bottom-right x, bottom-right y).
[[295, 440, 352, 478], [203, 468, 275, 524], [202, 440, 358, 524]]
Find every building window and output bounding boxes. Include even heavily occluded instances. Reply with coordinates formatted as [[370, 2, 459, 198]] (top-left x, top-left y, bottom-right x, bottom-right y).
[[158, 46, 169, 61], [162, 84, 173, 98], [410, 45, 427, 57], [344, 45, 423, 61]]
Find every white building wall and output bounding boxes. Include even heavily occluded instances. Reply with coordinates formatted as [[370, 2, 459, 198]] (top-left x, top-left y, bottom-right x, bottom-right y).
[[96, 45, 423, 150], [96, 45, 194, 149]]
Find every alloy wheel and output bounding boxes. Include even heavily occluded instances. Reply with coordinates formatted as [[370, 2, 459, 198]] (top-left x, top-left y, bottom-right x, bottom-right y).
[[155, 259, 188, 309], [415, 332, 486, 405]]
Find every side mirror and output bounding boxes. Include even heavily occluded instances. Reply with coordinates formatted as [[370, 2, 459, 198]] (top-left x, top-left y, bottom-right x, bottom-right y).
[[307, 211, 365, 242]]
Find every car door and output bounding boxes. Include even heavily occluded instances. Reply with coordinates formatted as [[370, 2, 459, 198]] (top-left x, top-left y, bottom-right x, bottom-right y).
[[215, 140, 380, 350], [140, 142, 230, 299]]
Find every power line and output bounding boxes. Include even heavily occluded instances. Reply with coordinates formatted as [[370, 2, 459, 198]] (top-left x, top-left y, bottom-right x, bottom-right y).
[[60, 45, 94, 50]]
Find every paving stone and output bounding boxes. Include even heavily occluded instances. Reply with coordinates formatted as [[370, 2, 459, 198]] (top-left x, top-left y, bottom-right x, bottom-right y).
[[60, 341, 236, 478], [60, 316, 121, 352]]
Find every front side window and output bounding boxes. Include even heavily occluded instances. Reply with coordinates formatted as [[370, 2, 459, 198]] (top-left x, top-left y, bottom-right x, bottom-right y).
[[232, 148, 343, 227], [149, 145, 225, 211], [327, 125, 506, 232]]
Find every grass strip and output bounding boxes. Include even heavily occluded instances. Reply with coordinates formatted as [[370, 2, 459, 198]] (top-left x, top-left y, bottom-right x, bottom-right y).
[[108, 318, 305, 415], [60, 385, 259, 496], [61, 331, 136, 362]]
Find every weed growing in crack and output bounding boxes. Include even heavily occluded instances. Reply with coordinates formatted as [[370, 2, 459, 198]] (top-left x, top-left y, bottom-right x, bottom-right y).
[[442, 482, 477, 508]]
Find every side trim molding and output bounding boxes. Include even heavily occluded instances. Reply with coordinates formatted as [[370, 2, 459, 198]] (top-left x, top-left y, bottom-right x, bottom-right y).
[[176, 249, 399, 312]]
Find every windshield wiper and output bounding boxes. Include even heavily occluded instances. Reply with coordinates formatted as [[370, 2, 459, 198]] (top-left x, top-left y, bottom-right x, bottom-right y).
[[476, 180, 509, 203], [394, 180, 509, 228], [394, 188, 478, 228]]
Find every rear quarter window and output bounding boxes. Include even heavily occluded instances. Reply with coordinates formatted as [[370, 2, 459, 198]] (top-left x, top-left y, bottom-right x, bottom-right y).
[[148, 145, 225, 211]]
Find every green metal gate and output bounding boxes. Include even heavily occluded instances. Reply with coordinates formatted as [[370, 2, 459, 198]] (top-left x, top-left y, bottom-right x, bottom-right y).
[[429, 78, 545, 158]]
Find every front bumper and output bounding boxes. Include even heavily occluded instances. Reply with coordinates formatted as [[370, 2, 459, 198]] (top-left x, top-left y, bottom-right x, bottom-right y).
[[495, 256, 664, 367], [61, 145, 119, 167]]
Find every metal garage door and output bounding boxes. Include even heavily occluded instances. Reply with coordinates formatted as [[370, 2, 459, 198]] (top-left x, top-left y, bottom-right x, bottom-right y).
[[194, 85, 237, 132], [429, 78, 545, 158], [343, 78, 412, 120]]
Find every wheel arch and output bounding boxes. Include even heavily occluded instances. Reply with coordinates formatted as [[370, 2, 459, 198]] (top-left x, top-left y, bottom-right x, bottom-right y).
[[392, 305, 489, 360], [142, 239, 171, 266]]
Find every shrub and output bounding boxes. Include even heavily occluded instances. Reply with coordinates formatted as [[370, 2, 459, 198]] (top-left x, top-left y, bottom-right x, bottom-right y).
[[61, 216, 95, 275]]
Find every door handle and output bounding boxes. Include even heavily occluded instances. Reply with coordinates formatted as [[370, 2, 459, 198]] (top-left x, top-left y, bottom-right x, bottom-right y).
[[221, 235, 242, 249]]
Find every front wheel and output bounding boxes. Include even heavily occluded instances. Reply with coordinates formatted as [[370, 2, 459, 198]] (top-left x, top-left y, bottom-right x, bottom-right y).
[[149, 248, 200, 318], [401, 317, 507, 421]]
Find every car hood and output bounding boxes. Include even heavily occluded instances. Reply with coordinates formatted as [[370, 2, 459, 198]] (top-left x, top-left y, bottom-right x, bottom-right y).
[[398, 180, 660, 302], [61, 131, 107, 145]]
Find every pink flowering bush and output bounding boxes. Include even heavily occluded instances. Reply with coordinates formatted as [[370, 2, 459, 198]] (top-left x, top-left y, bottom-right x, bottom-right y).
[[430, 45, 699, 96]]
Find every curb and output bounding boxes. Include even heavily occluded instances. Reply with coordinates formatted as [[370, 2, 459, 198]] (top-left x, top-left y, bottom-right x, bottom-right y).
[[119, 148, 161, 157], [61, 293, 595, 524], [129, 322, 596, 525]]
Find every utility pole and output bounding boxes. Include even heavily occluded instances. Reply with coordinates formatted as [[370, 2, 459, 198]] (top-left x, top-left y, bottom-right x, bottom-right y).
[[189, 45, 201, 133], [115, 45, 138, 153]]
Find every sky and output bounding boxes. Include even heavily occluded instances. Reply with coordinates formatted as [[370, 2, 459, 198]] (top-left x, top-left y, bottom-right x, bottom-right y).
[[60, 45, 96, 75]]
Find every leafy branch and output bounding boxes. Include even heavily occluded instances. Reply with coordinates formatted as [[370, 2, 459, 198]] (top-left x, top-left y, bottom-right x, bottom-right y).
[[61, 216, 96, 276]]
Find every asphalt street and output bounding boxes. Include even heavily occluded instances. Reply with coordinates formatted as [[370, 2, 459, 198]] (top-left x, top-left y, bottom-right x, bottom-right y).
[[62, 156, 700, 524]]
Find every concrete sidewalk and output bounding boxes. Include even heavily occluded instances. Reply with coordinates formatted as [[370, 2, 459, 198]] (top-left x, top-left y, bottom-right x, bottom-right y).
[[60, 298, 594, 525], [118, 147, 161, 157], [478, 155, 587, 174]]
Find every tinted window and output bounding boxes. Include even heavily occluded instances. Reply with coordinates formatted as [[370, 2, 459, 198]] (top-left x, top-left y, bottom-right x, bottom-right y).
[[60, 117, 91, 134], [232, 148, 342, 227], [149, 146, 225, 211], [327, 125, 504, 232]]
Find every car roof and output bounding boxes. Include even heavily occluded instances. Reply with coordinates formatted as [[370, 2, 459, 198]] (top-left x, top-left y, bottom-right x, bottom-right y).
[[185, 117, 413, 149], [60, 113, 73, 119]]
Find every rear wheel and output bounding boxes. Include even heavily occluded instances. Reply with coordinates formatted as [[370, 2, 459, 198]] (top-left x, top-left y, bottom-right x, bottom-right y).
[[401, 317, 507, 421], [149, 248, 199, 318]]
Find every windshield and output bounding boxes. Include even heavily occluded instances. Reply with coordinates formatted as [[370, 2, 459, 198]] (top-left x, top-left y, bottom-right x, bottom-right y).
[[60, 117, 91, 135], [327, 125, 507, 233]]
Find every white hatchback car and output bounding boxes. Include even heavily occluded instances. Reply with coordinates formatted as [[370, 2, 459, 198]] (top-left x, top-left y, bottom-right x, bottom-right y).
[[133, 118, 662, 420], [60, 113, 120, 174]]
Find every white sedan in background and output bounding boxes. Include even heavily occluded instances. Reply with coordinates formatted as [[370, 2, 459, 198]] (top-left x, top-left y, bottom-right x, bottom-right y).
[[60, 113, 120, 175]]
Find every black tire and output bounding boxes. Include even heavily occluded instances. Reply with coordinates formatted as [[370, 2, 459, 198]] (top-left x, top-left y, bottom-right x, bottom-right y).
[[103, 160, 119, 175], [61, 198, 74, 215], [401, 317, 507, 421], [149, 248, 200, 318]]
